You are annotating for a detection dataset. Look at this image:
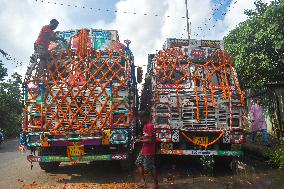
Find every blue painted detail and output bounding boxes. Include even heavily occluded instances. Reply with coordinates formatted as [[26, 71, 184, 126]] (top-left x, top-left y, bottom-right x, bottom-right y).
[[110, 80, 113, 101], [112, 110, 129, 115], [110, 129, 128, 144], [39, 82, 45, 101], [26, 132, 42, 147], [27, 113, 41, 117]]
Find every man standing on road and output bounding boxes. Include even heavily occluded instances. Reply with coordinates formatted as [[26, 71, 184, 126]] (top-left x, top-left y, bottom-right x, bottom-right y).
[[135, 112, 158, 189], [249, 97, 271, 146], [27, 19, 65, 77]]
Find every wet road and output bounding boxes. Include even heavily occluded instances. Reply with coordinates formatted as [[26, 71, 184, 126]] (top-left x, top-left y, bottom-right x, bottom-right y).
[[0, 139, 283, 189]]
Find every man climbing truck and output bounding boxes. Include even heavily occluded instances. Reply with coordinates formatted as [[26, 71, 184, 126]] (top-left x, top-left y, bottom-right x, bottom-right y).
[[21, 28, 139, 171], [140, 38, 244, 164]]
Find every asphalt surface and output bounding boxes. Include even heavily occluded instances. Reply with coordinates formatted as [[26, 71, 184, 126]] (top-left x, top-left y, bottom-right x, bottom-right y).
[[0, 139, 283, 189]]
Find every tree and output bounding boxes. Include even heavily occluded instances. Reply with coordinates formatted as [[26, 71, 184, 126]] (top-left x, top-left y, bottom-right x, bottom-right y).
[[0, 62, 22, 137], [224, 0, 284, 88], [0, 60, 8, 81]]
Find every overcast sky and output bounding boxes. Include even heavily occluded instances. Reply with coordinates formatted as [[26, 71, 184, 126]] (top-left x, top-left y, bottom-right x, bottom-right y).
[[0, 0, 273, 79]]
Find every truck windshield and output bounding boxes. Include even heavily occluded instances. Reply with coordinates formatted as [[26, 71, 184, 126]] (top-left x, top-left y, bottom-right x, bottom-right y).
[[211, 70, 235, 87]]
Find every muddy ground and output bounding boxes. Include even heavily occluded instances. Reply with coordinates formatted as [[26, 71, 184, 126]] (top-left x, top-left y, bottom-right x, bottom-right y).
[[0, 139, 283, 189]]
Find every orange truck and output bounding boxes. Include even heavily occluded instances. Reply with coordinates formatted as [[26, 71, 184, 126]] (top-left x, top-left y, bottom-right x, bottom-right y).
[[21, 29, 140, 171], [140, 38, 244, 164]]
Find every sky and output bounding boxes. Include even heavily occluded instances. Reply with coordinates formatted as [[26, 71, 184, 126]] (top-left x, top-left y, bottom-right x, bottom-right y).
[[0, 0, 274, 79]]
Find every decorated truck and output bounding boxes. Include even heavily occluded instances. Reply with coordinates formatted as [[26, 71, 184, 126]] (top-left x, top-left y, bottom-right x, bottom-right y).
[[140, 38, 244, 162], [21, 29, 139, 171]]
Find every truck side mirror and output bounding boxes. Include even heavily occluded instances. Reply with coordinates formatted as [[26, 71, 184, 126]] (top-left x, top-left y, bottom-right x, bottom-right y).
[[137, 66, 143, 83]]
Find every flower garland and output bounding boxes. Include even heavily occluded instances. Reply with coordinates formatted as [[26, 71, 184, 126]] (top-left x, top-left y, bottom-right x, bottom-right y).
[[23, 29, 132, 132], [181, 130, 225, 148]]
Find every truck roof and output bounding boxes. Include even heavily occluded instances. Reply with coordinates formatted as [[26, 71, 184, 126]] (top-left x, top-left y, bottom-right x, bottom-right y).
[[50, 29, 128, 51], [163, 38, 224, 49]]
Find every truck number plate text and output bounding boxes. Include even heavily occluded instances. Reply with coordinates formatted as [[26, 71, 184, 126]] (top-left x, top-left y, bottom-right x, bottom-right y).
[[193, 137, 208, 145], [68, 146, 84, 156]]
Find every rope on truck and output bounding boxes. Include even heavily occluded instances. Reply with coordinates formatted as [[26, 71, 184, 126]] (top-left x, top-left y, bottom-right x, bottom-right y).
[[23, 29, 132, 133], [153, 48, 244, 123]]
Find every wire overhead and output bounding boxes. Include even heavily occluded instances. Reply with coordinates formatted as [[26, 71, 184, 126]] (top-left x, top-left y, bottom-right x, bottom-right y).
[[33, 0, 187, 19], [0, 49, 23, 67], [33, 0, 241, 40], [191, 0, 239, 38]]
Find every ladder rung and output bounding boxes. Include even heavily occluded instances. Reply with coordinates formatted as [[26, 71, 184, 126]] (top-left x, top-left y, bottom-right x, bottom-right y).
[[26, 100, 43, 103], [112, 98, 129, 101], [27, 113, 41, 116], [113, 110, 129, 114], [47, 136, 101, 142]]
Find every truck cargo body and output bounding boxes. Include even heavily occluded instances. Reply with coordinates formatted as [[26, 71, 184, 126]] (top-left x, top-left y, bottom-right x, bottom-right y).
[[141, 39, 244, 157], [22, 29, 138, 171]]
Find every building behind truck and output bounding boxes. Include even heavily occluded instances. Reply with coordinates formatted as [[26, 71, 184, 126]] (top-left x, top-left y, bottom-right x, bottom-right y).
[[141, 38, 244, 163], [21, 29, 139, 171]]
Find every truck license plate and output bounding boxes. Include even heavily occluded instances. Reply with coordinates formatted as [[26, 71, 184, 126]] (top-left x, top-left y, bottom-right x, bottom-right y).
[[193, 137, 208, 145], [68, 146, 84, 156]]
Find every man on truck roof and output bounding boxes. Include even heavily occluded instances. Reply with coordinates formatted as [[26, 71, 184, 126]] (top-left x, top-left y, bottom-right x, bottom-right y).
[[27, 19, 65, 77]]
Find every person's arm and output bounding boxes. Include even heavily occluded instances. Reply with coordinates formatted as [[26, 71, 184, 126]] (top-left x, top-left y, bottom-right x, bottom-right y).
[[139, 135, 155, 143], [249, 105, 255, 122], [138, 123, 155, 143], [43, 32, 65, 42]]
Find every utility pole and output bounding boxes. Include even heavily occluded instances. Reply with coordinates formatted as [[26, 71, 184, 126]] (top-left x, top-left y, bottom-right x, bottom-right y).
[[185, 0, 190, 40]]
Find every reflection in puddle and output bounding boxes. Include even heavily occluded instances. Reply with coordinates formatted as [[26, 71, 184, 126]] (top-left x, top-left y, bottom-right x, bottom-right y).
[[159, 157, 284, 189]]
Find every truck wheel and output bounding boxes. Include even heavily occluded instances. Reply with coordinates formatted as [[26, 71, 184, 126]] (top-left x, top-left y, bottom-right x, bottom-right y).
[[39, 162, 60, 172], [119, 160, 133, 171], [229, 157, 238, 172], [120, 153, 134, 171], [38, 147, 60, 172]]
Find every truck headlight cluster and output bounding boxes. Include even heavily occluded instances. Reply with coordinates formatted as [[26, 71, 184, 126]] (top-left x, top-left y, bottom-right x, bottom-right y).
[[110, 130, 128, 144], [26, 133, 42, 147]]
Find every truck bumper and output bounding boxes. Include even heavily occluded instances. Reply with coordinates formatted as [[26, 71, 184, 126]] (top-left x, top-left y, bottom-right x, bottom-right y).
[[27, 153, 128, 163], [158, 150, 242, 156]]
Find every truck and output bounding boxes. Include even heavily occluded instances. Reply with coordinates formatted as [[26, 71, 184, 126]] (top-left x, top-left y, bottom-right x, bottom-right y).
[[21, 28, 140, 171], [140, 38, 245, 164]]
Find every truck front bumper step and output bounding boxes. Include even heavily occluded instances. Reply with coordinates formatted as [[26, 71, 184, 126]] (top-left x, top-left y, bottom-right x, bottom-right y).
[[159, 150, 242, 156], [27, 153, 128, 162]]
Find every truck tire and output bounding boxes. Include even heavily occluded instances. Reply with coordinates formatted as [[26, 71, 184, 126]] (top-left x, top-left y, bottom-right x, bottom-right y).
[[119, 160, 133, 171], [38, 147, 60, 172], [120, 153, 134, 171], [39, 162, 60, 172]]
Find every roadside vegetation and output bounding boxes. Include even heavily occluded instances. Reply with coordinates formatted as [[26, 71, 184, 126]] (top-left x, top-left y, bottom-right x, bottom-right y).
[[0, 60, 22, 138], [224, 0, 284, 88], [224, 0, 284, 168], [264, 138, 284, 169]]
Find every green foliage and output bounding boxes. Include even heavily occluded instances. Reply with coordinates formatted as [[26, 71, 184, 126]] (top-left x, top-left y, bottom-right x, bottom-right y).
[[0, 63, 22, 138], [264, 139, 284, 168], [0, 60, 8, 81], [224, 0, 284, 88]]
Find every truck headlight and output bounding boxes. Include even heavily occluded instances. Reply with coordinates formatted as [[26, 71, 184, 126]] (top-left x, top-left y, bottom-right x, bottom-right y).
[[112, 133, 126, 141], [110, 130, 128, 144], [30, 135, 41, 143], [27, 133, 42, 146]]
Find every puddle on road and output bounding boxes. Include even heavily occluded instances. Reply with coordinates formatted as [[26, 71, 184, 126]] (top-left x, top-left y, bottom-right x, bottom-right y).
[[158, 156, 284, 189]]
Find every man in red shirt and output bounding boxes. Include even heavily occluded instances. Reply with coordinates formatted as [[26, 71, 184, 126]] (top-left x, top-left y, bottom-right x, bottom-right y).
[[27, 19, 65, 77], [135, 112, 158, 189]]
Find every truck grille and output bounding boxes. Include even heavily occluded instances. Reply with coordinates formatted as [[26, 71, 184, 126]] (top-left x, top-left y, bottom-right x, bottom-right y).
[[153, 88, 241, 129]]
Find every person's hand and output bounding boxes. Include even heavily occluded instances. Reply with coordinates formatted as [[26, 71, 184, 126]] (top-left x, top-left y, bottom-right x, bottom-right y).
[[18, 144, 25, 152]]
